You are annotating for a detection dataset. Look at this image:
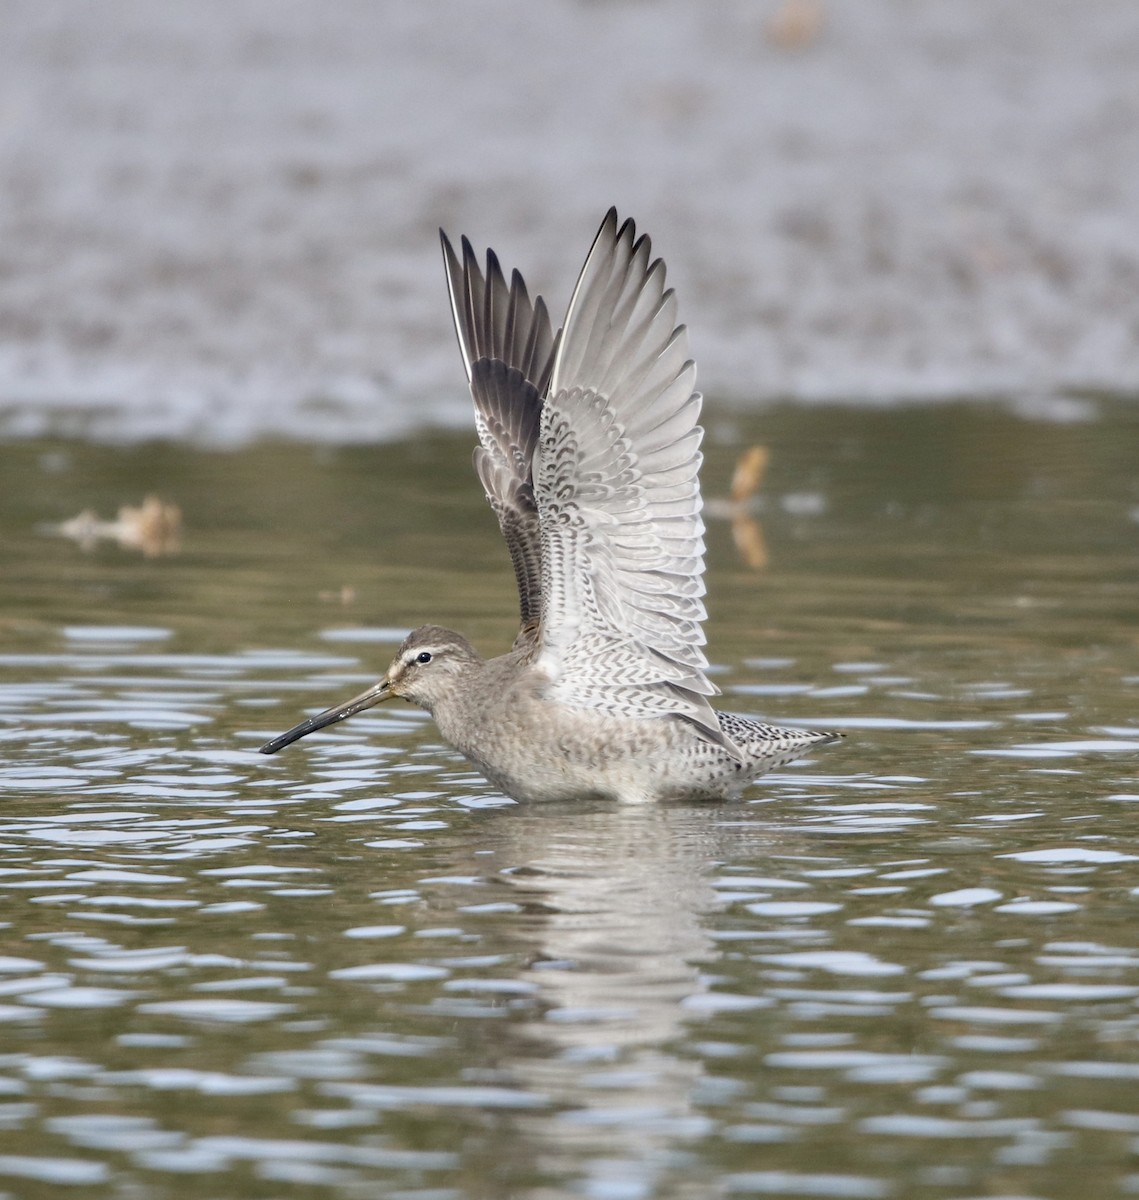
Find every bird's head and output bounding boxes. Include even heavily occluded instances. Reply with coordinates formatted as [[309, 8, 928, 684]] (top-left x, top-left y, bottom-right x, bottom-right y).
[[259, 625, 481, 754]]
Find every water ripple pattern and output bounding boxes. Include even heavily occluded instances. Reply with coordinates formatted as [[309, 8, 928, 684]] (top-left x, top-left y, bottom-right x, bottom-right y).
[[0, 408, 1136, 1197]]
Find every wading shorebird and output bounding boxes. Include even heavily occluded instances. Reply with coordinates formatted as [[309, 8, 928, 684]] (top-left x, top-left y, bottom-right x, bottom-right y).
[[260, 210, 841, 801]]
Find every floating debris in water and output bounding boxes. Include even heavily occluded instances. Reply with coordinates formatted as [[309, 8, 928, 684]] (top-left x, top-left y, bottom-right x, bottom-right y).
[[47, 495, 182, 557], [731, 444, 770, 504], [706, 445, 770, 570], [318, 585, 357, 605]]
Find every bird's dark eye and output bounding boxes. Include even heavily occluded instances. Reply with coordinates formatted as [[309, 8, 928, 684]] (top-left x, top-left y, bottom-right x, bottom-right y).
[[416, 651, 432, 664]]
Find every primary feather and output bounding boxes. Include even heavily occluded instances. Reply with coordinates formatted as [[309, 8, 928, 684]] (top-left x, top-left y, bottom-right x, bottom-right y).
[[534, 210, 732, 750], [440, 230, 559, 645]]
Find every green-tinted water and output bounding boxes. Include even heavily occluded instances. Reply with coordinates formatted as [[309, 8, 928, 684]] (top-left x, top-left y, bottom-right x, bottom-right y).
[[0, 399, 1137, 1199]]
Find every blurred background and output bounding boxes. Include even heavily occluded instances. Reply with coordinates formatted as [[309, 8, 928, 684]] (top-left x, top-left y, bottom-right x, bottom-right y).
[[2, 0, 1139, 442]]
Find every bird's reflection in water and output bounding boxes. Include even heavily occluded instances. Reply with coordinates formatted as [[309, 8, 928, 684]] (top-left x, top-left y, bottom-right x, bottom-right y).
[[473, 801, 775, 1192]]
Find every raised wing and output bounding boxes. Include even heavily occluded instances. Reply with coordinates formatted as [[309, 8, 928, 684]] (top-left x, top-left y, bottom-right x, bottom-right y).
[[534, 209, 732, 749], [440, 230, 560, 645]]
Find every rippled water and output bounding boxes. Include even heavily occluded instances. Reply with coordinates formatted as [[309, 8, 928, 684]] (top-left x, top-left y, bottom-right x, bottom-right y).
[[1, 400, 1137, 1198]]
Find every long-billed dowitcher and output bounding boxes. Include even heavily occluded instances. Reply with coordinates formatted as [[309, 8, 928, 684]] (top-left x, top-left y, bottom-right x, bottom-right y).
[[260, 210, 841, 801]]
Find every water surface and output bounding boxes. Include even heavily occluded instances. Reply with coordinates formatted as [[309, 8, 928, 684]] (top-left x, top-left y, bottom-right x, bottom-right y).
[[0, 400, 1137, 1198]]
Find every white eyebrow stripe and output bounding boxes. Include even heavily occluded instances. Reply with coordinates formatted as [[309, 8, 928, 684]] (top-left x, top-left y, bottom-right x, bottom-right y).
[[397, 645, 444, 672]]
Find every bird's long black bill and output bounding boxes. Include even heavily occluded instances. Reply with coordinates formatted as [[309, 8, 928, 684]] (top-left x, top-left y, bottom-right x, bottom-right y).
[[259, 681, 391, 754]]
